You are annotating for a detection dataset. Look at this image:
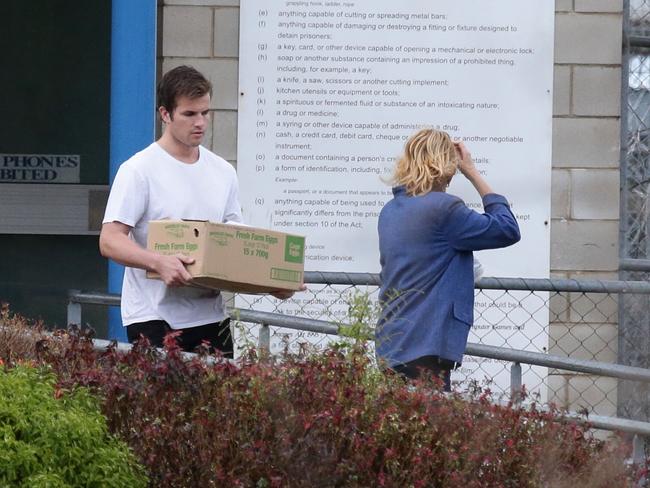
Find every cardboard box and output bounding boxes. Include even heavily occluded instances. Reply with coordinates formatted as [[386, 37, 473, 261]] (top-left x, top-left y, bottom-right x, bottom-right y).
[[146, 220, 305, 293]]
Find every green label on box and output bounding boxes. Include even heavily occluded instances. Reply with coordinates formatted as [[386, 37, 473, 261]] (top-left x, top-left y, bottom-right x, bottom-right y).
[[209, 230, 234, 247], [270, 268, 302, 283], [164, 223, 190, 239], [153, 241, 198, 253], [284, 235, 305, 263]]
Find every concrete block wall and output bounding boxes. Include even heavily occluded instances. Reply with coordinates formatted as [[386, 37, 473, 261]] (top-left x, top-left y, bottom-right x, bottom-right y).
[[161, 1, 624, 413], [549, 0, 622, 415], [552, 2, 621, 274], [161, 0, 240, 163]]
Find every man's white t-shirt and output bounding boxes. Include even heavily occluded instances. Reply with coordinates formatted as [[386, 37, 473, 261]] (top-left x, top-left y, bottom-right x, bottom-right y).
[[103, 142, 242, 329]]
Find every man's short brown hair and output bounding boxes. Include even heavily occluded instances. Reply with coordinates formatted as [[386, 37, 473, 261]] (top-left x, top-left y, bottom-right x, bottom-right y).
[[157, 65, 212, 117]]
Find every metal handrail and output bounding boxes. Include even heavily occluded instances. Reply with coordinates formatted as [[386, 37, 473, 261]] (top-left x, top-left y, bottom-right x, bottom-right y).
[[620, 258, 650, 272], [232, 308, 650, 383], [302, 271, 650, 293], [629, 34, 650, 49], [91, 338, 229, 366], [69, 273, 650, 296]]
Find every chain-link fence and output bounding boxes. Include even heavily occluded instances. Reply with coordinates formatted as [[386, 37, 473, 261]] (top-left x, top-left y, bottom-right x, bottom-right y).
[[231, 275, 650, 419], [621, 0, 650, 423], [67, 274, 650, 421], [625, 1, 650, 260], [632, 0, 650, 32]]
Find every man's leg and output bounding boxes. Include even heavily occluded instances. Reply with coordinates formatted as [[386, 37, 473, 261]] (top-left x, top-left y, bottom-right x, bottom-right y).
[[175, 318, 234, 358], [126, 320, 171, 348]]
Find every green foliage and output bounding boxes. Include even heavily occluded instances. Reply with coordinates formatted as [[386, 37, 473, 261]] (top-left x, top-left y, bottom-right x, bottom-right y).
[[338, 291, 378, 342], [0, 365, 147, 488]]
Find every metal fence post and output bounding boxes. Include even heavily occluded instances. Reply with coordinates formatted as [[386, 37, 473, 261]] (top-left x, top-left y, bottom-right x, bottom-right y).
[[67, 290, 81, 326], [259, 323, 271, 354], [633, 434, 647, 465], [510, 361, 522, 406]]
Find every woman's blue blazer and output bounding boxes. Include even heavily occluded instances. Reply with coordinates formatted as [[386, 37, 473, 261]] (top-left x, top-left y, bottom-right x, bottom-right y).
[[376, 186, 521, 367]]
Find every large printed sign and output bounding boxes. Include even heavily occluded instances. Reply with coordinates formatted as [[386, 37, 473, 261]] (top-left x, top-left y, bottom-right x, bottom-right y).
[[237, 0, 554, 395]]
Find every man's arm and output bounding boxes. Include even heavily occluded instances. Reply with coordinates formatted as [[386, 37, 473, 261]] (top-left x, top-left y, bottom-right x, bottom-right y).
[[99, 222, 195, 287]]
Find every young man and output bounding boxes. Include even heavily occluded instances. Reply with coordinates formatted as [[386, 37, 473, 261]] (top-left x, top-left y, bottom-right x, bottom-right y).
[[100, 65, 295, 356]]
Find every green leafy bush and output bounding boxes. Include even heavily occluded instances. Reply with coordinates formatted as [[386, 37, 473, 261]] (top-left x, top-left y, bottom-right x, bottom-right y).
[[0, 364, 147, 487]]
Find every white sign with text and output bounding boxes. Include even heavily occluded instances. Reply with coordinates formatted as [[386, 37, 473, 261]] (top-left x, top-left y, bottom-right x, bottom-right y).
[[237, 0, 554, 397]]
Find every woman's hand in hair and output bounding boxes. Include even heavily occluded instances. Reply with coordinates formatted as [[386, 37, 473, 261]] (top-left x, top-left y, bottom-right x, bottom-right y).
[[454, 141, 478, 178], [454, 141, 493, 197]]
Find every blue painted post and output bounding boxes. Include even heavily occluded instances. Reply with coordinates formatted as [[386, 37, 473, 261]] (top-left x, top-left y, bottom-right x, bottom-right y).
[[108, 0, 157, 341]]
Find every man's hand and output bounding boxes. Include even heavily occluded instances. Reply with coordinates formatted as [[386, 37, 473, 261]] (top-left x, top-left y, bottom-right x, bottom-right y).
[[100, 222, 197, 287], [153, 254, 195, 287], [269, 284, 307, 300]]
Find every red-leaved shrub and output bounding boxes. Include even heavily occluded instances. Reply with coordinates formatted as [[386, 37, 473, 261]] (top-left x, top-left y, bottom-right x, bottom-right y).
[[32, 327, 634, 488]]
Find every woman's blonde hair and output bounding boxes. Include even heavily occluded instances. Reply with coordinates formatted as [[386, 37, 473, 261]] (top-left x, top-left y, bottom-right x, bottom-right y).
[[391, 128, 459, 196]]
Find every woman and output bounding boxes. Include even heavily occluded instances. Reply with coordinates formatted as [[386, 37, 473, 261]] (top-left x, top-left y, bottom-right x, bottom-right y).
[[376, 128, 520, 390]]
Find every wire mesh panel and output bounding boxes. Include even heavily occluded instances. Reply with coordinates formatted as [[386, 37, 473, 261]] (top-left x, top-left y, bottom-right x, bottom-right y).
[[465, 289, 549, 402], [632, 0, 650, 29], [625, 80, 650, 260], [234, 284, 382, 354], [231, 279, 639, 417], [621, 0, 650, 422], [625, 0, 650, 259]]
